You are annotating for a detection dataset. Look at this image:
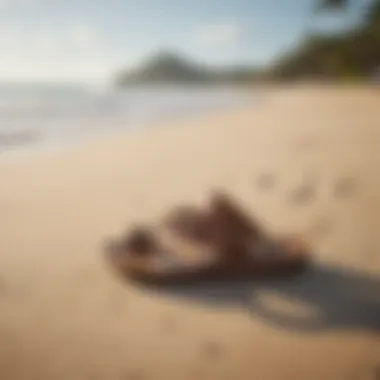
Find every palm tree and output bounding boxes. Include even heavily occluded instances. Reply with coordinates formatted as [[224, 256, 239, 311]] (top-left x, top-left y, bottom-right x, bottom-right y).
[[315, 0, 380, 77], [273, 0, 379, 79]]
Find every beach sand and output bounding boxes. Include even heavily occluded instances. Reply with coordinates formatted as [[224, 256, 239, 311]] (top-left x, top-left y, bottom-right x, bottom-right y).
[[0, 86, 379, 380]]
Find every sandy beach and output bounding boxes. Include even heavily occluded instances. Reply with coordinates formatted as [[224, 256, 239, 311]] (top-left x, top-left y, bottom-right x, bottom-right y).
[[0, 86, 379, 380]]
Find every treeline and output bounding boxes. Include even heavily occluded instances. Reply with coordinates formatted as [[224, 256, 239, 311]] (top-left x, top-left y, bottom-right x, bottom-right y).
[[272, 0, 380, 80]]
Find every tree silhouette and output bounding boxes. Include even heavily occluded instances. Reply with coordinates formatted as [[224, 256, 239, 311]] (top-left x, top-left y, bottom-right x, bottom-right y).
[[273, 0, 380, 79]]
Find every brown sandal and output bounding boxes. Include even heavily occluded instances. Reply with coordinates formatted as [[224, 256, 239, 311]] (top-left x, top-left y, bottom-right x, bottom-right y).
[[105, 232, 309, 285]]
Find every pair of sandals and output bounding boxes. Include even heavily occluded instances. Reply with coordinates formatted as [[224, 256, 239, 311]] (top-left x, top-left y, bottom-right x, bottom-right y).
[[104, 192, 311, 285]]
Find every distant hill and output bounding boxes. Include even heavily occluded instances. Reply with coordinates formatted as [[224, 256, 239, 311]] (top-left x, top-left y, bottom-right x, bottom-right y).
[[115, 51, 262, 85]]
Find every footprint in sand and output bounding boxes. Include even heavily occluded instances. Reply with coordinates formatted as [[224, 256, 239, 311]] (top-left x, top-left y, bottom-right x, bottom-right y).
[[202, 341, 224, 361], [334, 177, 357, 199], [256, 173, 276, 191], [289, 181, 316, 204]]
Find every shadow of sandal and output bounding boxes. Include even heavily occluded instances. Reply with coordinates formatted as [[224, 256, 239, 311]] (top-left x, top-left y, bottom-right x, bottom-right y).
[[141, 262, 380, 333]]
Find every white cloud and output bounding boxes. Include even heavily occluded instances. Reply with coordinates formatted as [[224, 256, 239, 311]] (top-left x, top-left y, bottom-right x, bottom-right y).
[[195, 23, 243, 46], [0, 22, 102, 51], [0, 21, 113, 82]]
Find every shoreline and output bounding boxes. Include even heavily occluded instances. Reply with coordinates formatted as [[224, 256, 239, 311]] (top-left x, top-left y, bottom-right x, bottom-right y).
[[0, 98, 262, 166], [0, 86, 256, 163]]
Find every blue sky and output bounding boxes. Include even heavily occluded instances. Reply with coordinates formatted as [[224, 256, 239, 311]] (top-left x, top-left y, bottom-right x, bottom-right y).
[[0, 0, 371, 82]]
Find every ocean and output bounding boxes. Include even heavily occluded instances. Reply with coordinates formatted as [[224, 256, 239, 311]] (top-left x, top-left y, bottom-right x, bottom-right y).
[[0, 83, 252, 157]]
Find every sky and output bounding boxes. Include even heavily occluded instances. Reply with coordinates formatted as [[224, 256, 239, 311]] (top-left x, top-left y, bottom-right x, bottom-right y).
[[0, 0, 371, 83]]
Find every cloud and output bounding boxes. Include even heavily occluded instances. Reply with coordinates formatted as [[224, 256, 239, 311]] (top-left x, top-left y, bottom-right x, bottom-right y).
[[195, 23, 244, 46], [0, 22, 102, 50], [0, 21, 112, 81]]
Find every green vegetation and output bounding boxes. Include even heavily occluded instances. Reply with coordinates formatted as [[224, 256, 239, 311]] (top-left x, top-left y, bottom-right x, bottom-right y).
[[273, 0, 380, 80]]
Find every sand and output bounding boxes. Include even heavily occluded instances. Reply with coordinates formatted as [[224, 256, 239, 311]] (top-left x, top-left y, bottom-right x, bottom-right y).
[[0, 85, 379, 380]]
